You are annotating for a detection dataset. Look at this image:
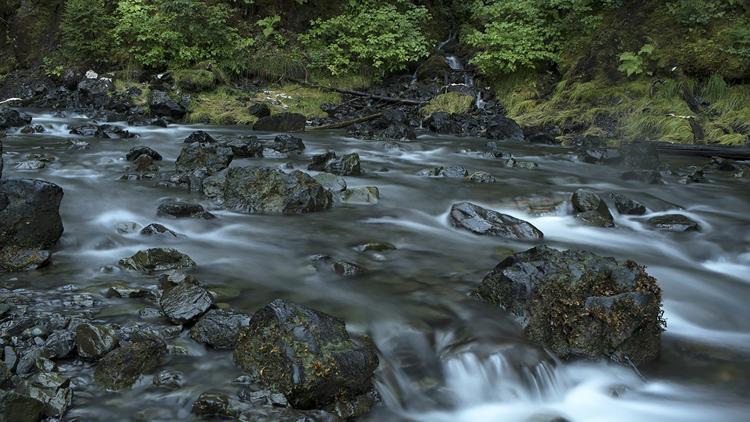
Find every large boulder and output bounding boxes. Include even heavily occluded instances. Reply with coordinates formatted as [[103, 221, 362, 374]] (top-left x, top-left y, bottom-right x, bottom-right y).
[[485, 115, 523, 142], [159, 280, 214, 324], [233, 299, 379, 409], [0, 107, 32, 129], [148, 90, 187, 119], [94, 333, 167, 390], [0, 179, 64, 271], [571, 189, 614, 227], [175, 142, 233, 175], [75, 323, 118, 360], [253, 113, 306, 132], [76, 78, 114, 108], [17, 372, 73, 418], [308, 152, 362, 176], [0, 390, 45, 422], [471, 246, 664, 365], [189, 309, 250, 349], [268, 134, 305, 154], [202, 167, 332, 215], [449, 202, 543, 240], [119, 248, 196, 273]]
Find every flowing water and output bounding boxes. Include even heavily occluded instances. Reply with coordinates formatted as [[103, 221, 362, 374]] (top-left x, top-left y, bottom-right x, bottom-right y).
[[2, 112, 750, 421]]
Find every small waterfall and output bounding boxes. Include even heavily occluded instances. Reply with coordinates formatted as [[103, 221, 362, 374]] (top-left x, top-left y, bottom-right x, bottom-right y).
[[445, 55, 463, 71]]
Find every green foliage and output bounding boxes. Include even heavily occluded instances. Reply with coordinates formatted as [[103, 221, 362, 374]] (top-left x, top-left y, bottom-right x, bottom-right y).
[[666, 0, 744, 27], [174, 69, 216, 92], [421, 92, 474, 116], [113, 0, 252, 71], [60, 0, 115, 66], [466, 0, 616, 77], [617, 43, 654, 77], [301, 0, 432, 78]]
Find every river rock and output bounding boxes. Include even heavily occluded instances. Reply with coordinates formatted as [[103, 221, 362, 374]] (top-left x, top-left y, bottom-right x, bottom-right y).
[[571, 189, 614, 227], [441, 165, 469, 178], [678, 166, 707, 184], [126, 146, 162, 161], [253, 113, 306, 132], [268, 134, 305, 154], [621, 142, 660, 170], [94, 332, 167, 390], [449, 202, 544, 240], [17, 372, 72, 418], [0, 390, 45, 422], [140, 223, 178, 237], [202, 167, 332, 215], [75, 323, 118, 359], [223, 136, 263, 158], [339, 186, 379, 204], [184, 130, 215, 144], [175, 142, 233, 175], [314, 173, 347, 192], [233, 299, 379, 409], [0, 108, 32, 129], [485, 115, 523, 142], [466, 171, 496, 183], [160, 280, 214, 324], [646, 214, 701, 232], [610, 193, 646, 215], [309, 152, 361, 176], [119, 248, 196, 273], [15, 160, 45, 170], [311, 255, 366, 277], [149, 90, 187, 119], [157, 200, 214, 219], [189, 309, 250, 349], [471, 246, 664, 365], [249, 103, 271, 118], [43, 330, 76, 359], [77, 78, 114, 108]]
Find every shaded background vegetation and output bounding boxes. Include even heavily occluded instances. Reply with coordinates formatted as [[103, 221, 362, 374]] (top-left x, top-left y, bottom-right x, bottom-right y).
[[1, 0, 749, 143]]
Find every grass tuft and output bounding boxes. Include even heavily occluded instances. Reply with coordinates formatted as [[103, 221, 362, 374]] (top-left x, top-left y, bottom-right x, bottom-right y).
[[421, 92, 474, 117]]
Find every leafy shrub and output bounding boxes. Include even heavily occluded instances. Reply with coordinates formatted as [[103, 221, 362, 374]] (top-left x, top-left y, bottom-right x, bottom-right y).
[[617, 43, 654, 77], [60, 0, 115, 66], [114, 0, 252, 71], [665, 0, 744, 27], [301, 0, 432, 78]]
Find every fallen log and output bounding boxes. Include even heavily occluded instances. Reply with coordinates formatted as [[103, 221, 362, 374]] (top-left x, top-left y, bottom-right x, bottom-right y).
[[291, 80, 424, 106], [308, 112, 383, 130], [0, 98, 22, 105], [651, 142, 750, 160]]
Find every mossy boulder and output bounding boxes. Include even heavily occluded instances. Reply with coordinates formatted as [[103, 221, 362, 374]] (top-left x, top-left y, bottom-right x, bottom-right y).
[[233, 299, 379, 409], [174, 69, 216, 93], [571, 189, 615, 227], [0, 390, 45, 422], [471, 246, 663, 366], [118, 248, 196, 273], [94, 333, 167, 391], [202, 167, 332, 215], [175, 142, 234, 175]]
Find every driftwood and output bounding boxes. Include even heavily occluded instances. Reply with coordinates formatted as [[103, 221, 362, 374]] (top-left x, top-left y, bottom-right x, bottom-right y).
[[652, 142, 750, 160], [0, 98, 22, 105], [291, 80, 424, 106], [308, 112, 383, 130]]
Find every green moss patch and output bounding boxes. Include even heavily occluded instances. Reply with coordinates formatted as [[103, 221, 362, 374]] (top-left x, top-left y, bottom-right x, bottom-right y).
[[421, 92, 474, 117]]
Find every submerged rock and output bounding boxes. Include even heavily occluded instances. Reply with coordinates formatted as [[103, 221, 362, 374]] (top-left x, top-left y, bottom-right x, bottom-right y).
[[203, 167, 332, 215], [311, 255, 366, 277], [126, 146, 162, 161], [646, 214, 701, 232], [253, 113, 306, 132], [157, 201, 214, 219], [140, 223, 178, 237], [119, 248, 196, 273], [160, 280, 214, 324], [571, 189, 614, 227], [189, 309, 250, 349], [471, 246, 664, 365], [610, 193, 646, 215], [449, 202, 543, 240], [339, 186, 379, 205], [314, 173, 347, 192], [309, 152, 362, 176], [234, 299, 379, 409], [94, 333, 167, 390], [466, 171, 496, 184]]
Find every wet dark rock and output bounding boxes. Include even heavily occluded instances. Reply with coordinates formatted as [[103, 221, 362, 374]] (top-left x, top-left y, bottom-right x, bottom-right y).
[[69, 123, 135, 139], [354, 241, 396, 253], [60, 68, 83, 90], [160, 280, 214, 324], [183, 130, 215, 144], [571, 189, 615, 227], [175, 142, 233, 175], [269, 134, 306, 154], [706, 156, 739, 172], [501, 156, 538, 169], [314, 173, 347, 192], [233, 299, 379, 409], [416, 167, 443, 177], [43, 330, 76, 359], [17, 371, 72, 418], [0, 390, 45, 422], [485, 115, 523, 142], [105, 285, 156, 299], [678, 166, 707, 184], [573, 136, 620, 164], [75, 323, 118, 359], [202, 167, 332, 215], [610, 193, 646, 215], [192, 392, 234, 418], [119, 248, 196, 273], [484, 141, 504, 158], [311, 255, 366, 277], [140, 223, 178, 237], [148, 90, 187, 119], [148, 117, 169, 127], [471, 246, 664, 365], [440, 165, 469, 178], [94, 333, 167, 390], [309, 152, 361, 176], [466, 171, 496, 183], [646, 214, 701, 232], [0, 108, 33, 129], [253, 113, 306, 132], [338, 186, 379, 204], [126, 146, 162, 161], [157, 201, 214, 219], [153, 369, 185, 389], [77, 78, 115, 108], [449, 202, 544, 240], [223, 136, 263, 158], [189, 309, 250, 349], [249, 103, 271, 118]]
